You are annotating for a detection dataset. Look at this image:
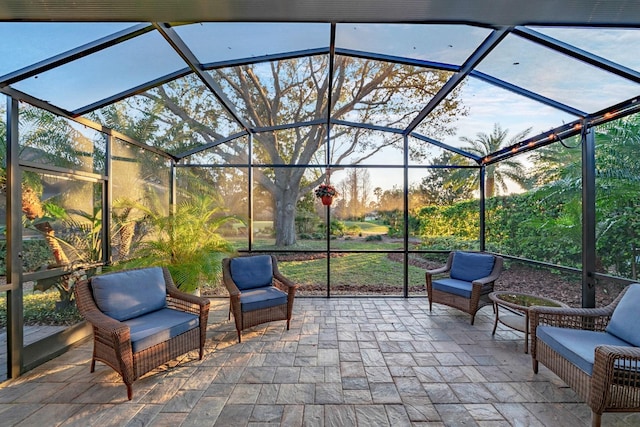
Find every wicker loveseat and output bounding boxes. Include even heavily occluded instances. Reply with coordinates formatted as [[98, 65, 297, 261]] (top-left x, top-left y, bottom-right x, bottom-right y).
[[530, 284, 640, 427], [222, 255, 298, 342], [74, 267, 210, 400], [425, 251, 503, 324]]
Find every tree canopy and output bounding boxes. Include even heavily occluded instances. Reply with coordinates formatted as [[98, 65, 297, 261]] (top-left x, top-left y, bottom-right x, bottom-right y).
[[92, 57, 466, 246]]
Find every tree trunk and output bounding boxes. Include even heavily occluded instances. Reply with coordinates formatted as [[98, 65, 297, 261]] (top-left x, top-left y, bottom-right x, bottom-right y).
[[117, 222, 136, 259], [274, 188, 299, 247], [22, 185, 70, 266], [485, 173, 495, 198], [114, 207, 136, 261]]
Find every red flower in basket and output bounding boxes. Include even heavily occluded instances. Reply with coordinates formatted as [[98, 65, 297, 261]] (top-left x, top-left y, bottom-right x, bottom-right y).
[[315, 184, 338, 206]]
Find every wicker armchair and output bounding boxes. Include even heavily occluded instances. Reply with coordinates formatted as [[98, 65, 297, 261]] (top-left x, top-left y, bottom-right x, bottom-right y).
[[426, 251, 503, 324], [530, 284, 640, 427], [74, 267, 210, 400], [222, 255, 298, 343]]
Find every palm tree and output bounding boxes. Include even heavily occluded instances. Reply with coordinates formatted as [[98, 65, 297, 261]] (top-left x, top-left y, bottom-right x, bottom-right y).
[[459, 123, 532, 197]]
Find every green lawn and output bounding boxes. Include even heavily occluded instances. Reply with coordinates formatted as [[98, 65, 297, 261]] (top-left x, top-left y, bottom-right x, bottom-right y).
[[279, 252, 424, 287], [343, 221, 389, 235], [225, 219, 393, 251]]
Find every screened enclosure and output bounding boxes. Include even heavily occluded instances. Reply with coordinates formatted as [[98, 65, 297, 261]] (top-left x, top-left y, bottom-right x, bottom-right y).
[[2, 2, 640, 379]]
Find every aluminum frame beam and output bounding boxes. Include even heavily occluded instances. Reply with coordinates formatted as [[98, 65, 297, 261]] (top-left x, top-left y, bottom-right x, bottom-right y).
[[581, 123, 597, 308], [72, 68, 191, 116], [153, 22, 252, 132], [4, 0, 640, 26], [6, 97, 23, 379], [403, 26, 512, 136]]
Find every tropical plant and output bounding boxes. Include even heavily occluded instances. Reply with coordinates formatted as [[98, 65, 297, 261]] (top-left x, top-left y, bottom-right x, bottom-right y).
[[457, 123, 532, 197], [32, 204, 104, 309], [527, 134, 582, 187], [592, 114, 640, 276], [114, 193, 241, 293]]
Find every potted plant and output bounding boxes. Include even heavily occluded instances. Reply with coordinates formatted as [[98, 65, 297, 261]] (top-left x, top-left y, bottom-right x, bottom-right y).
[[315, 184, 338, 206]]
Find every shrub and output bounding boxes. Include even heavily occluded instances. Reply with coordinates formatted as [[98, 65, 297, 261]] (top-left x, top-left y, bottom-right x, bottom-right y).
[[418, 236, 478, 251], [365, 234, 383, 242], [345, 225, 362, 236], [0, 290, 83, 327], [330, 220, 346, 237], [21, 239, 55, 272]]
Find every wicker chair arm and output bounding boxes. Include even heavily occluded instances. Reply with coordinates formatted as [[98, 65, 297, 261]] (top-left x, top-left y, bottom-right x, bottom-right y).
[[160, 267, 210, 315], [81, 307, 130, 336], [287, 285, 298, 299], [590, 345, 640, 413], [79, 304, 133, 373], [166, 286, 210, 311], [274, 271, 298, 290], [167, 288, 210, 306], [75, 279, 130, 336], [425, 252, 455, 277], [223, 279, 240, 296], [271, 255, 298, 289], [530, 305, 614, 331], [595, 344, 640, 363], [425, 266, 450, 276], [472, 273, 499, 286], [533, 284, 631, 330]]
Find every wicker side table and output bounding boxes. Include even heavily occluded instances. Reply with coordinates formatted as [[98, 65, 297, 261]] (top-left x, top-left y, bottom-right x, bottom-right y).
[[489, 291, 568, 354]]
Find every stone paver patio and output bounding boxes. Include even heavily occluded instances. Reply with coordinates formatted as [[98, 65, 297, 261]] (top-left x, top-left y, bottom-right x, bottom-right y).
[[0, 297, 638, 426]]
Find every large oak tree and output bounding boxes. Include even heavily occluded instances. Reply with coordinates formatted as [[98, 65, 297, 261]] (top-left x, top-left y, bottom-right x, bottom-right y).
[[96, 56, 465, 246]]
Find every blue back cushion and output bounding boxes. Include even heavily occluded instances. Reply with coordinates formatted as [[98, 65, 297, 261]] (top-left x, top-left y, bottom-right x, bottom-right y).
[[450, 252, 495, 283], [606, 284, 640, 346], [230, 255, 273, 290], [91, 267, 167, 321]]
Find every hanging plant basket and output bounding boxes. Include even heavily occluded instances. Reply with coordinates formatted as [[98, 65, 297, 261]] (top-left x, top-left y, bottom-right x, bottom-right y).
[[321, 195, 333, 206], [315, 184, 338, 206]]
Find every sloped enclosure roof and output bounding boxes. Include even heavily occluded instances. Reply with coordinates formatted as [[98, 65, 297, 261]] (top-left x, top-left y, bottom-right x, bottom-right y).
[[2, 0, 640, 163]]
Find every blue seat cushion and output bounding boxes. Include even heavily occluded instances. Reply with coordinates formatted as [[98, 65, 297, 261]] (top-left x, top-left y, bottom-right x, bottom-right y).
[[450, 252, 495, 283], [230, 255, 274, 291], [432, 278, 473, 298], [91, 267, 167, 321], [537, 325, 632, 375], [240, 286, 287, 312], [606, 284, 640, 347], [123, 308, 200, 353]]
